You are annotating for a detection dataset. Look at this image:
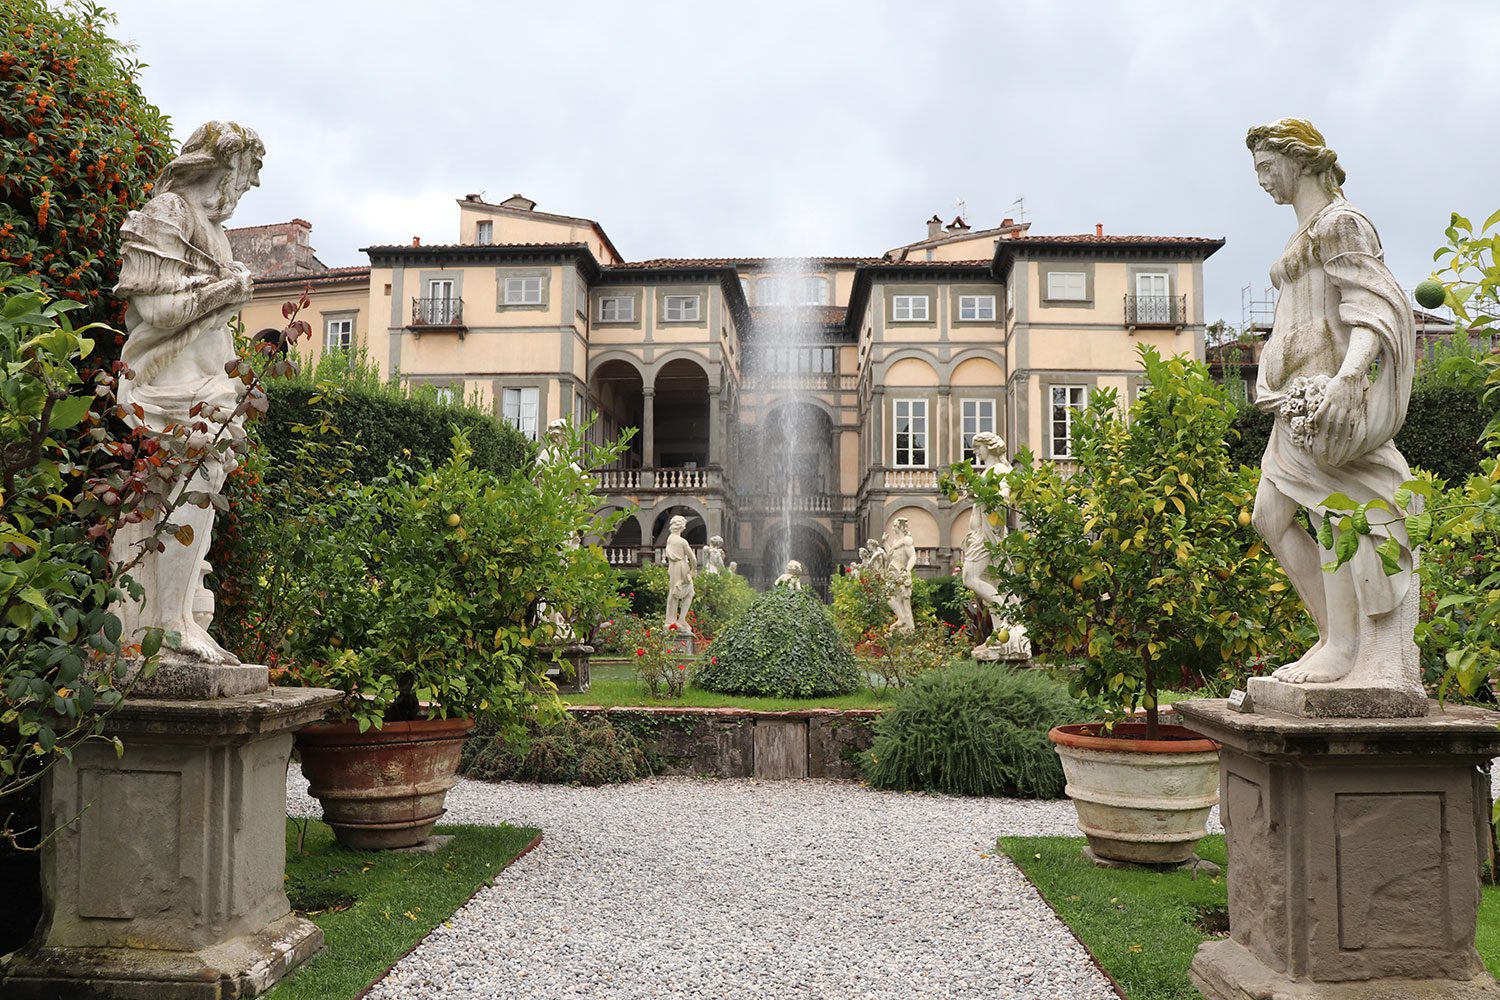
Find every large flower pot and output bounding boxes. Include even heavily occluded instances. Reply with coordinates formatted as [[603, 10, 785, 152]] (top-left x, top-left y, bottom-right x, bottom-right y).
[[1049, 722, 1219, 865], [295, 716, 474, 849]]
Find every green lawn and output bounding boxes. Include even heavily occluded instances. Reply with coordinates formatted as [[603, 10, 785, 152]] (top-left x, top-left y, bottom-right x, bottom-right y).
[[1004, 835, 1500, 999], [565, 659, 894, 711], [268, 819, 539, 999]]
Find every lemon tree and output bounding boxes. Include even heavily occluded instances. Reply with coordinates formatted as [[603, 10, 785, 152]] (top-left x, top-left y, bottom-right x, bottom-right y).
[[950, 345, 1308, 738]]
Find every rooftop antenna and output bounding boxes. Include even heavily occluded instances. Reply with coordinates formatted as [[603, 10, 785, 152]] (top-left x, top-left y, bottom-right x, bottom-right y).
[[955, 197, 968, 222], [1008, 195, 1028, 224]]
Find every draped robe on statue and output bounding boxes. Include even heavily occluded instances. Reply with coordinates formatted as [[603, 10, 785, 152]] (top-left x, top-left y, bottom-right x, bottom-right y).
[[1254, 200, 1416, 618]]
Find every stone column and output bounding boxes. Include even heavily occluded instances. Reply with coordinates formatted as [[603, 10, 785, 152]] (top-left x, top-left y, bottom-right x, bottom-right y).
[[707, 383, 722, 468], [1177, 699, 1500, 1000], [642, 385, 656, 471], [870, 386, 886, 468], [937, 385, 952, 466]]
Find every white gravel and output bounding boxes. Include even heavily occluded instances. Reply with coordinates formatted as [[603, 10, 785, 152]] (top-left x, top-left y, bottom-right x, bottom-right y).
[[287, 769, 1127, 999]]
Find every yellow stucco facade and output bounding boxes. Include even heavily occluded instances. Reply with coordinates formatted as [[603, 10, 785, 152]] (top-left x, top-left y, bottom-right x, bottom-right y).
[[235, 198, 1222, 589]]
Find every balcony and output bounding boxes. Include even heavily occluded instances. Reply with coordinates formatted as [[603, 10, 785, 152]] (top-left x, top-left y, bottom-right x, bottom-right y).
[[409, 296, 465, 331], [594, 466, 724, 495], [737, 493, 856, 515], [880, 468, 940, 491], [1124, 294, 1186, 329]]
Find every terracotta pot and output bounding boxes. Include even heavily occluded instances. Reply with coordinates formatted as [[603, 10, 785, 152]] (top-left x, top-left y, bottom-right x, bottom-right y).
[[1049, 721, 1220, 865], [295, 716, 474, 850]]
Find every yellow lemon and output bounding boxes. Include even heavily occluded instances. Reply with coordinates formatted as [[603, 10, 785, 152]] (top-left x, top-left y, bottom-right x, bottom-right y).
[[447, 513, 461, 527]]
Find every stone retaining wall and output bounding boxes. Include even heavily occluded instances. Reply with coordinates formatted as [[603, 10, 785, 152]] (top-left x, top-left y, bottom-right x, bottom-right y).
[[567, 706, 880, 780]]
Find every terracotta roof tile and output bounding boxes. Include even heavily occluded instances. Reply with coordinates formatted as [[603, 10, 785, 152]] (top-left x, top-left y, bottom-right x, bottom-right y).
[[1006, 234, 1224, 247], [253, 265, 370, 286], [360, 241, 592, 252], [611, 256, 881, 270]]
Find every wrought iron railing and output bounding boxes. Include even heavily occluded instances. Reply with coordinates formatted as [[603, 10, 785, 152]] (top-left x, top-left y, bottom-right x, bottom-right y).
[[1124, 294, 1186, 327], [411, 296, 464, 327]]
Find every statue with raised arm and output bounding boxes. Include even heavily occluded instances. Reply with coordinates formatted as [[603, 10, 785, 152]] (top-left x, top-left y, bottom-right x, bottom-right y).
[[1244, 118, 1422, 712], [113, 121, 264, 665], [884, 517, 917, 633], [664, 515, 697, 631], [700, 535, 727, 575], [959, 432, 1031, 661]]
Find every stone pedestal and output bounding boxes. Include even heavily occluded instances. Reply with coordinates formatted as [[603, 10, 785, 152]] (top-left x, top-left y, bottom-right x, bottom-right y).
[[0, 684, 339, 1000], [1176, 699, 1500, 1000]]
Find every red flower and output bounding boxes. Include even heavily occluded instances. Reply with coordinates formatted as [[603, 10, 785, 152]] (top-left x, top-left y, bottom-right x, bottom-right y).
[[635, 647, 646, 657], [668, 622, 679, 631], [711, 656, 718, 665], [677, 664, 686, 671]]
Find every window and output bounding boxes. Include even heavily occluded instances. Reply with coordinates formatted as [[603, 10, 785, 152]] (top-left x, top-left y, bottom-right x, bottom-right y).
[[753, 346, 835, 373], [958, 295, 996, 321], [893, 399, 928, 467], [960, 399, 995, 461], [892, 295, 929, 321], [1046, 271, 1087, 301], [597, 295, 635, 322], [1050, 385, 1087, 458], [426, 278, 456, 324], [433, 386, 456, 406], [504, 276, 543, 305], [1006, 283, 1014, 313], [798, 276, 828, 306], [475, 220, 493, 245], [758, 277, 788, 306], [1136, 272, 1169, 298], [576, 283, 588, 318], [663, 294, 700, 321], [503, 387, 540, 440], [324, 316, 353, 353]]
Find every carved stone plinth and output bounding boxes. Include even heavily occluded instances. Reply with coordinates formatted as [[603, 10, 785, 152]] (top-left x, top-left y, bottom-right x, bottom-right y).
[[1247, 675, 1429, 719], [1176, 699, 1500, 1000], [0, 685, 339, 999]]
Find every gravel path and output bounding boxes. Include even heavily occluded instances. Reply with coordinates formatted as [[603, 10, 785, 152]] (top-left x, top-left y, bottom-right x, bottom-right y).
[[288, 770, 1126, 999]]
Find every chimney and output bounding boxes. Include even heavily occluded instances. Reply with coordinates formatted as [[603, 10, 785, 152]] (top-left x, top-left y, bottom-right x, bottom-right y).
[[412, 236, 421, 247], [1000, 217, 1013, 228], [927, 215, 943, 239], [1095, 223, 1104, 237], [946, 215, 971, 234]]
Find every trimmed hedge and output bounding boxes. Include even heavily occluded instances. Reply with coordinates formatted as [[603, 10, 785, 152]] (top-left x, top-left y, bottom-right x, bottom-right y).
[[260, 382, 530, 483], [694, 586, 860, 698], [862, 663, 1076, 798], [460, 714, 649, 786], [1229, 381, 1493, 485]]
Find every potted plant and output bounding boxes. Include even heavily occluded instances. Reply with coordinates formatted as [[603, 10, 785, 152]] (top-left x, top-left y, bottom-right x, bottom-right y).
[[277, 428, 623, 848], [951, 346, 1309, 865]]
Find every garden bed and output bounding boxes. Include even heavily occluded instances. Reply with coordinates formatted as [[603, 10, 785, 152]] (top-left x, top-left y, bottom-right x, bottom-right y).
[[567, 704, 880, 780], [1003, 835, 1500, 999], [569, 659, 895, 711]]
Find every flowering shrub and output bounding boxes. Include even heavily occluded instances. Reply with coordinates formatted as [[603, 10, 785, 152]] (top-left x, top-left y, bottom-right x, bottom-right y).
[[609, 616, 688, 699], [857, 619, 970, 690]]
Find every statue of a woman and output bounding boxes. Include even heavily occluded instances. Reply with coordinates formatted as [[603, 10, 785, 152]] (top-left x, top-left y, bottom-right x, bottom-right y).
[[959, 432, 1031, 660], [1246, 118, 1419, 698], [700, 535, 727, 575], [663, 515, 697, 630], [883, 517, 916, 633], [113, 121, 264, 664]]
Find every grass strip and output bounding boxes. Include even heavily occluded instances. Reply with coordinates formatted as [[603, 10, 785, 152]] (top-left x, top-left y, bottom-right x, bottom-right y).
[[566, 661, 894, 711], [1004, 834, 1500, 998], [268, 819, 540, 1000]]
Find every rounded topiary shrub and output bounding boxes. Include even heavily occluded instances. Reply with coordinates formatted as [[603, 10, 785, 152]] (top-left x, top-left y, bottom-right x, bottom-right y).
[[695, 586, 860, 698], [863, 663, 1077, 798]]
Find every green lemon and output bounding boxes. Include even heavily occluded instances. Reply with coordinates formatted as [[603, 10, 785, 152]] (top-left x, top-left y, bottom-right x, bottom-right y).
[[1414, 279, 1446, 310]]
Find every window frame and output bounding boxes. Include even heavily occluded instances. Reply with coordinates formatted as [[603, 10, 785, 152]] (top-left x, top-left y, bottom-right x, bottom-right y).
[[663, 294, 701, 322], [1049, 384, 1088, 459], [1045, 271, 1088, 302], [892, 397, 929, 468], [504, 275, 544, 306], [597, 295, 635, 323], [892, 294, 929, 322], [323, 315, 354, 353], [959, 398, 996, 461], [958, 294, 996, 322], [502, 386, 540, 441], [475, 220, 493, 245]]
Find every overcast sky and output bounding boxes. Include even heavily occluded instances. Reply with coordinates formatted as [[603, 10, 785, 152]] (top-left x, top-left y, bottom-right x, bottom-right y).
[[103, 0, 1499, 325]]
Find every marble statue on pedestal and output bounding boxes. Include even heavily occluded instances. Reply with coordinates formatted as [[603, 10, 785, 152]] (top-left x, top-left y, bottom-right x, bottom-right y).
[[664, 515, 697, 630], [958, 432, 1032, 661], [700, 535, 727, 575], [774, 559, 806, 591], [883, 518, 916, 632], [1244, 118, 1423, 716], [113, 120, 264, 666], [534, 418, 582, 640]]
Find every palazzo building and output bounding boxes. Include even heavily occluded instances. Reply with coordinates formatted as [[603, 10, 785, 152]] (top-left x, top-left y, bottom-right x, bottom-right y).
[[235, 196, 1223, 592]]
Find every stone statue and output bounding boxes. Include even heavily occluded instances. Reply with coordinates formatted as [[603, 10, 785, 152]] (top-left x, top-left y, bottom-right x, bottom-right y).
[[113, 121, 264, 665], [700, 535, 727, 575], [774, 559, 806, 591], [883, 518, 916, 632], [534, 417, 581, 641], [958, 432, 1031, 661], [664, 515, 697, 630], [1245, 118, 1421, 711]]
